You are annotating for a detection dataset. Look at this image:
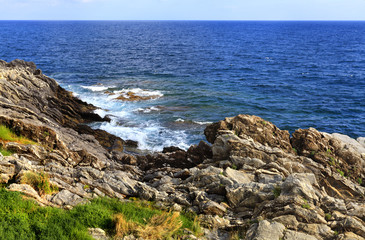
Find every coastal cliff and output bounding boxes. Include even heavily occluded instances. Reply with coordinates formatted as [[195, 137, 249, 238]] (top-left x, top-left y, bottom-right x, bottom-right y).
[[0, 60, 365, 240]]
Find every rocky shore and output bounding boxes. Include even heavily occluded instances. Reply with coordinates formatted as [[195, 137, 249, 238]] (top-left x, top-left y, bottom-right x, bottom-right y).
[[0, 60, 365, 240]]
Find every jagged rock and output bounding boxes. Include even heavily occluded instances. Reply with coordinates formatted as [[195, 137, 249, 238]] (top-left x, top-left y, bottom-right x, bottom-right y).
[[281, 173, 320, 201], [200, 200, 227, 216], [7, 183, 52, 206], [246, 220, 285, 240], [272, 215, 299, 230], [331, 216, 365, 238], [283, 230, 318, 240], [226, 182, 275, 208], [224, 167, 253, 186], [1, 60, 365, 239], [187, 140, 213, 164], [0, 161, 16, 183], [297, 223, 334, 239], [205, 114, 293, 153], [199, 215, 230, 228], [337, 232, 365, 240], [51, 189, 86, 206]]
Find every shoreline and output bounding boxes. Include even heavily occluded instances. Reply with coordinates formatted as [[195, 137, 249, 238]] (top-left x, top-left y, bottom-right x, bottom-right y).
[[1, 59, 365, 239]]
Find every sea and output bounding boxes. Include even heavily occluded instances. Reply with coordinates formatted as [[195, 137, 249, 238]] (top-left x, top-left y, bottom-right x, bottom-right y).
[[0, 21, 364, 151]]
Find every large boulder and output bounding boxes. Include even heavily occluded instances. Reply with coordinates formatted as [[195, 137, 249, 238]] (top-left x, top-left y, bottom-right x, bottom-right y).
[[205, 114, 293, 153]]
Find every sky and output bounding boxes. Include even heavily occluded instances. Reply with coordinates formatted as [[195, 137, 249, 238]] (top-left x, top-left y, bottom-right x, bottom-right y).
[[0, 0, 365, 21]]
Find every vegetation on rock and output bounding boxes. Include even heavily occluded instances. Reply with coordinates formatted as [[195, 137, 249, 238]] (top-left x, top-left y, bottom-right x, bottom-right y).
[[0, 125, 35, 145], [0, 188, 200, 239], [20, 171, 59, 195]]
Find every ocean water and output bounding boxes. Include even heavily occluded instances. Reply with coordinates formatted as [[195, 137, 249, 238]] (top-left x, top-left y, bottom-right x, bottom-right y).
[[0, 21, 364, 151]]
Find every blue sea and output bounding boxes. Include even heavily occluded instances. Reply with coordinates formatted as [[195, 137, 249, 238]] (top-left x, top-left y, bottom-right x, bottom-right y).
[[1, 21, 364, 151]]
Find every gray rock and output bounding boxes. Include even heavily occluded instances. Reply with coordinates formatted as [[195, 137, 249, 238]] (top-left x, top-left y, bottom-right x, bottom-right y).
[[7, 183, 41, 201], [200, 200, 227, 216], [224, 167, 253, 186], [0, 161, 16, 183], [88, 228, 108, 240], [273, 215, 299, 230], [246, 220, 285, 240], [226, 182, 274, 208], [283, 230, 318, 240], [51, 189, 86, 206], [281, 173, 319, 201]]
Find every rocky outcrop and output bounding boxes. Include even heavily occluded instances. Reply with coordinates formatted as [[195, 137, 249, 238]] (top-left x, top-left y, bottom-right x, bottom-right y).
[[0, 60, 365, 240]]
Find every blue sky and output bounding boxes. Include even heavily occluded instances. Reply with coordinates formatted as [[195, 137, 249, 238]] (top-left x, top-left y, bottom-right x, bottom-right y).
[[0, 0, 365, 20]]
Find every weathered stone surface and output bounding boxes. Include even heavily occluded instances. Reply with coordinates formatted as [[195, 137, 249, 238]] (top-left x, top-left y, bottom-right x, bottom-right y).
[[51, 189, 86, 206], [200, 200, 227, 216], [0, 161, 16, 183], [281, 173, 319, 201], [246, 220, 285, 240], [226, 182, 274, 208], [272, 215, 299, 230], [205, 114, 293, 153], [283, 230, 318, 240], [88, 228, 108, 240]]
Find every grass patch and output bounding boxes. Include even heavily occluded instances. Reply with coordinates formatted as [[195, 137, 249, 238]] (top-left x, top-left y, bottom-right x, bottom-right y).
[[302, 199, 311, 209], [336, 169, 345, 177], [20, 171, 59, 195], [272, 185, 281, 198], [0, 188, 201, 240], [302, 203, 311, 209], [0, 125, 35, 145], [0, 147, 13, 156]]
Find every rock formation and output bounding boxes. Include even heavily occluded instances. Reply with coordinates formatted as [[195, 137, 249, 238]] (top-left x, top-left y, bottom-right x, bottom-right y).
[[0, 60, 365, 240]]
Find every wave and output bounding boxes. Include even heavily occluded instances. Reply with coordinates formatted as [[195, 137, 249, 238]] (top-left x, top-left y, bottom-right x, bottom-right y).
[[97, 118, 190, 152], [175, 118, 213, 125], [113, 88, 163, 98], [134, 106, 161, 113], [81, 85, 116, 92]]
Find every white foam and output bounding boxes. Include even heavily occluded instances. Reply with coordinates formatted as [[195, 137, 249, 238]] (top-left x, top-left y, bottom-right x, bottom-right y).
[[81, 85, 115, 92], [174, 118, 213, 125], [114, 88, 163, 98], [97, 119, 190, 152], [134, 106, 161, 113], [194, 121, 213, 125]]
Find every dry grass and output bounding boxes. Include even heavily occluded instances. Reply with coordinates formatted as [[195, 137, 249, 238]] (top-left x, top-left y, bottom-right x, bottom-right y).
[[20, 171, 59, 195], [114, 212, 183, 240], [114, 214, 138, 238]]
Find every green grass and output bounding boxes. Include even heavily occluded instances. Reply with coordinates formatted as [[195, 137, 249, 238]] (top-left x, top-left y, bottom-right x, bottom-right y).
[[0, 188, 200, 240], [336, 169, 345, 177], [272, 185, 281, 198], [0, 148, 13, 156], [0, 125, 35, 145]]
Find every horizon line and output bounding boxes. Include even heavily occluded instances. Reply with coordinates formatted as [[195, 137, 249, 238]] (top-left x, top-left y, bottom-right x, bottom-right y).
[[1, 19, 365, 22]]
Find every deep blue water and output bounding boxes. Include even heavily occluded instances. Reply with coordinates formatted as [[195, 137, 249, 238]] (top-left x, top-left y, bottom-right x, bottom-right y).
[[1, 21, 364, 151]]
